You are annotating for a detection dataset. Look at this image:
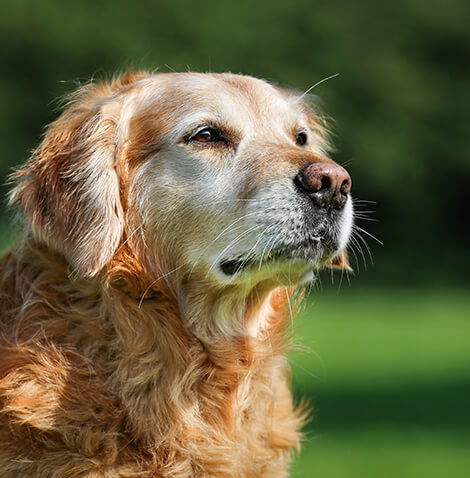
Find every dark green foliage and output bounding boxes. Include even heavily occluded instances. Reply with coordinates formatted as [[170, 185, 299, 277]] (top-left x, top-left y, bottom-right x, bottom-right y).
[[0, 0, 469, 284]]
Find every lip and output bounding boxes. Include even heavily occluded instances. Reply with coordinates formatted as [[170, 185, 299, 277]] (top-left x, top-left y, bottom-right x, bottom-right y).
[[220, 248, 287, 275], [219, 237, 332, 276]]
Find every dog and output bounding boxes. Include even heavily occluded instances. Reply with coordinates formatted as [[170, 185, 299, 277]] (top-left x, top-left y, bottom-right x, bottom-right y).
[[0, 72, 353, 477]]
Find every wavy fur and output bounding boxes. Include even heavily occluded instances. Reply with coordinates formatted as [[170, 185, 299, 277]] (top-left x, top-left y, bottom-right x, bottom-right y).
[[0, 72, 351, 477]]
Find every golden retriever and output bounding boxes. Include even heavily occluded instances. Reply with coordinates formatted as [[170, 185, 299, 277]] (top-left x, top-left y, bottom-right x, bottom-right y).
[[0, 72, 353, 477]]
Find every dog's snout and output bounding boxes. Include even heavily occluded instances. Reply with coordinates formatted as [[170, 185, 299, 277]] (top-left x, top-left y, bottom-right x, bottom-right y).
[[295, 162, 351, 209]]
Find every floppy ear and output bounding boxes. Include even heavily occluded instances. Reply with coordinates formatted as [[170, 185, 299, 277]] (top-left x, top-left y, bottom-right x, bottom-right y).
[[10, 85, 124, 276], [329, 249, 353, 272]]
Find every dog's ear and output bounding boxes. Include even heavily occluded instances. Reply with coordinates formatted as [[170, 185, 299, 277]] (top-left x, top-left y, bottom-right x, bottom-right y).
[[329, 249, 353, 272], [10, 84, 126, 276]]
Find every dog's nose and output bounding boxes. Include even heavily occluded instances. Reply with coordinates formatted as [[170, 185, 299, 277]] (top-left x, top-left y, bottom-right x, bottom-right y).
[[295, 162, 351, 209]]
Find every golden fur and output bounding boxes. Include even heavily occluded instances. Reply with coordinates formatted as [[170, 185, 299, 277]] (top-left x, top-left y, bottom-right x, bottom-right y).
[[0, 72, 352, 477]]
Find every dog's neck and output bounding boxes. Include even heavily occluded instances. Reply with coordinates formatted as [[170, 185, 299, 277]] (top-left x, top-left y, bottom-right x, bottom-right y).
[[103, 254, 296, 445]]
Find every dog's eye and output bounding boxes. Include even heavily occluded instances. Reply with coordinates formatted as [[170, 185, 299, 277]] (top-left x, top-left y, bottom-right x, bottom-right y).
[[296, 131, 308, 146], [192, 127, 220, 143]]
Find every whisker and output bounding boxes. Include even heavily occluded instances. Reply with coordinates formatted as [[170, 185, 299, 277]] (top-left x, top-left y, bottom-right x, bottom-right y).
[[287, 260, 292, 287], [193, 198, 273, 208], [239, 223, 276, 268], [338, 264, 345, 291], [115, 225, 143, 254], [353, 199, 377, 205], [314, 272, 323, 293], [355, 216, 378, 223], [347, 239, 362, 272], [296, 73, 340, 102], [349, 235, 367, 271], [208, 198, 271, 203], [138, 263, 186, 308], [353, 224, 383, 245], [187, 223, 249, 279], [205, 209, 270, 249], [188, 207, 274, 277], [354, 230, 374, 264], [339, 159, 354, 168], [284, 286, 294, 333], [258, 234, 277, 270], [258, 230, 284, 270], [206, 224, 263, 277]]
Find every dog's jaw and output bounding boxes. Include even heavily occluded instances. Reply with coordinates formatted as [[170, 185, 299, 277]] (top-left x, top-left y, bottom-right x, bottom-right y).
[[178, 184, 353, 338], [196, 184, 354, 285]]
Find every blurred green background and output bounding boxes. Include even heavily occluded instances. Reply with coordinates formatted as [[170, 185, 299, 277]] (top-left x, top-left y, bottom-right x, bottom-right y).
[[0, 0, 468, 476]]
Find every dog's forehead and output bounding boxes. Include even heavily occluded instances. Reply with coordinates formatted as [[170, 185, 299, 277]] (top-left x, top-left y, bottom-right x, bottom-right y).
[[137, 73, 305, 132]]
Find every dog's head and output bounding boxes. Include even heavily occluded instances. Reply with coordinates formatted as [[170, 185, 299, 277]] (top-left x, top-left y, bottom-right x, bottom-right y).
[[11, 72, 353, 303]]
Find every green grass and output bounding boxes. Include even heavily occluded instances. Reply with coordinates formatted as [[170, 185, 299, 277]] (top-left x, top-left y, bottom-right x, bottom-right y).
[[289, 288, 470, 477], [292, 429, 470, 478]]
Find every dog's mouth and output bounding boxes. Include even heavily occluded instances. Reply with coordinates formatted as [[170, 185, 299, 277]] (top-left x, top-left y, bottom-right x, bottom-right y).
[[215, 201, 353, 279], [219, 238, 335, 277], [220, 249, 288, 276]]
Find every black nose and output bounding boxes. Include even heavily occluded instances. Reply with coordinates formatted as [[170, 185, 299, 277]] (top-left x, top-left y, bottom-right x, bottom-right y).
[[295, 162, 352, 209]]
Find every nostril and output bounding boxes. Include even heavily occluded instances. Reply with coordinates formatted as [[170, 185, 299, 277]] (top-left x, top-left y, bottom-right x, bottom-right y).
[[320, 176, 331, 191], [295, 172, 321, 193], [340, 177, 351, 196]]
